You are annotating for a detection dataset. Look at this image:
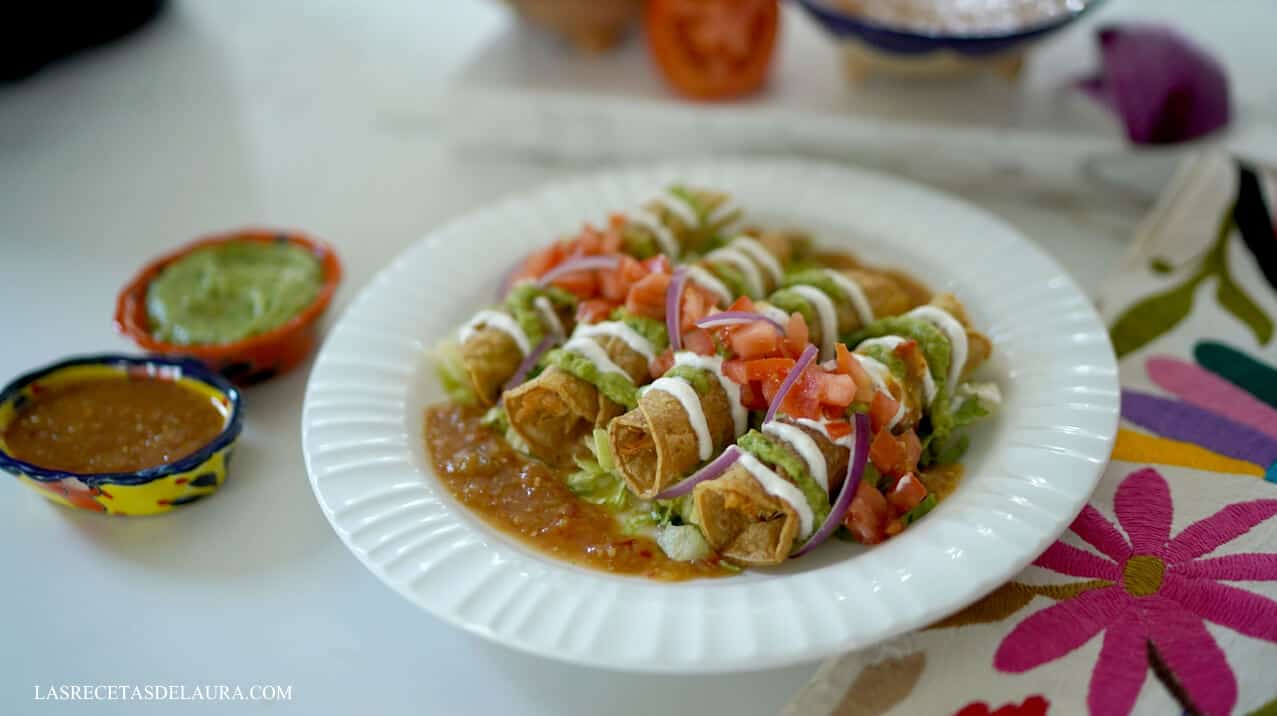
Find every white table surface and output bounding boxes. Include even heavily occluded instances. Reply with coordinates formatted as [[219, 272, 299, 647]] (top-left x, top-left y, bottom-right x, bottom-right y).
[[0, 1, 1271, 714]]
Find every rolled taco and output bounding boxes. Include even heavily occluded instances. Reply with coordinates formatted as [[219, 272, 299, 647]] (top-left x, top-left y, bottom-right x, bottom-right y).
[[609, 352, 744, 498], [771, 267, 925, 362], [620, 186, 742, 259], [504, 315, 663, 464], [848, 291, 995, 436], [693, 421, 847, 567], [443, 284, 575, 406]]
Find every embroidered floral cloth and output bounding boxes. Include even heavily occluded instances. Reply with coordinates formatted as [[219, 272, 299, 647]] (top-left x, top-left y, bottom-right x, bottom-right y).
[[785, 153, 1277, 716]]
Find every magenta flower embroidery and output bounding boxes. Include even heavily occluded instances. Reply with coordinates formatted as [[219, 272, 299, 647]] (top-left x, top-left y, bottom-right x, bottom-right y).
[[994, 468, 1277, 716]]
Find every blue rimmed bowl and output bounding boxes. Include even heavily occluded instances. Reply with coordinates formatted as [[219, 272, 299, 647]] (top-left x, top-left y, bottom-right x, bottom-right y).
[[0, 354, 243, 515], [794, 0, 1103, 78]]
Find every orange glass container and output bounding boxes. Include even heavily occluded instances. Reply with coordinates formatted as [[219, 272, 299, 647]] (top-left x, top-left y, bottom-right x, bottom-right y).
[[115, 229, 342, 385]]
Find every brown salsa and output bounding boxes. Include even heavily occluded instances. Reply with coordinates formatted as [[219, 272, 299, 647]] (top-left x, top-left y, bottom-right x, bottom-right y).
[[425, 404, 729, 581], [4, 377, 226, 474]]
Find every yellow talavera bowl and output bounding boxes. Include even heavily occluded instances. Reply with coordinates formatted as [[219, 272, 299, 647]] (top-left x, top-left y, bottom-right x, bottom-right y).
[[0, 355, 243, 515]]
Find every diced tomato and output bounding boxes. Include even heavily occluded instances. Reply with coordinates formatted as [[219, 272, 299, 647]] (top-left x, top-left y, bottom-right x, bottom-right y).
[[729, 321, 782, 359], [680, 285, 716, 330], [577, 224, 605, 254], [626, 273, 670, 319], [825, 420, 853, 441], [576, 299, 613, 325], [736, 380, 768, 411], [844, 480, 890, 545], [740, 358, 795, 382], [780, 367, 822, 420], [550, 268, 598, 298], [901, 430, 922, 474], [816, 372, 856, 407], [726, 296, 755, 313], [783, 312, 809, 357], [681, 328, 716, 356], [650, 349, 675, 379], [598, 255, 640, 302], [868, 391, 900, 434], [835, 344, 876, 403], [723, 358, 748, 384], [869, 429, 908, 478], [887, 472, 928, 513]]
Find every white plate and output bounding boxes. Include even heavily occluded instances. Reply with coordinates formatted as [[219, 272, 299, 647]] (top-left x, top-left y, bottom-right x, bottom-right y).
[[301, 159, 1119, 673]]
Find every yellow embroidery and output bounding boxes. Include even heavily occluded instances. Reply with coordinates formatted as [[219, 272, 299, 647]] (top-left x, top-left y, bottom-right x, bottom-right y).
[[1114, 428, 1264, 477], [1122, 555, 1166, 597]]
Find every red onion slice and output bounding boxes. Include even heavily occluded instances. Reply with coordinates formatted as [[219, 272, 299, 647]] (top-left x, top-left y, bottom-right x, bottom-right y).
[[1079, 24, 1231, 145], [666, 266, 689, 351], [764, 344, 818, 424], [502, 336, 555, 392], [653, 446, 742, 501], [537, 255, 622, 288], [696, 311, 786, 333], [792, 412, 870, 557]]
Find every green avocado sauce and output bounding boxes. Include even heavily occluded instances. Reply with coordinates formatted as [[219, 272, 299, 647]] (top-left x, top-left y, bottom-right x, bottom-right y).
[[545, 348, 639, 409], [146, 240, 323, 345], [506, 284, 576, 345], [664, 365, 715, 395], [611, 309, 670, 351], [738, 430, 830, 524]]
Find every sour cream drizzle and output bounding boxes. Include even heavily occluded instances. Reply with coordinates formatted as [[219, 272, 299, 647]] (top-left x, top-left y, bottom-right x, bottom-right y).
[[764, 421, 829, 495], [737, 451, 814, 539], [563, 335, 629, 379], [654, 191, 702, 229], [647, 377, 714, 461], [853, 353, 906, 430], [459, 310, 530, 356], [674, 351, 746, 437], [906, 306, 968, 389], [858, 335, 937, 405], [708, 198, 739, 227], [730, 236, 784, 287], [575, 321, 657, 363], [705, 246, 765, 298], [533, 296, 565, 341], [630, 210, 680, 258], [789, 285, 838, 361], [794, 417, 855, 449], [686, 265, 734, 307], [757, 303, 792, 328], [825, 270, 876, 329]]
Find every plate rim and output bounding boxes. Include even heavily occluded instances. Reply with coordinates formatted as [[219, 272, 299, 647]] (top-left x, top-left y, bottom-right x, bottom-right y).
[[301, 157, 1120, 673]]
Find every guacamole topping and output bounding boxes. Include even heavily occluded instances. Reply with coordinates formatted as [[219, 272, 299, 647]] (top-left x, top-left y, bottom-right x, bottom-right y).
[[706, 261, 750, 300], [738, 430, 830, 525], [545, 348, 639, 409], [612, 309, 670, 350], [664, 365, 715, 396], [850, 316, 952, 391], [147, 240, 322, 345], [620, 225, 660, 259], [768, 289, 817, 335], [506, 284, 575, 345], [782, 269, 846, 306]]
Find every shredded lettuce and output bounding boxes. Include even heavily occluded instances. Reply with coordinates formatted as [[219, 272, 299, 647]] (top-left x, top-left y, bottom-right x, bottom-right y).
[[657, 525, 711, 562], [481, 405, 509, 432], [592, 428, 615, 472], [566, 454, 631, 510], [432, 340, 476, 405]]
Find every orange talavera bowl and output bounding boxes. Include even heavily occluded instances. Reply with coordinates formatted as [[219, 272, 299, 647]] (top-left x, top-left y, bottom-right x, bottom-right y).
[[115, 229, 342, 385]]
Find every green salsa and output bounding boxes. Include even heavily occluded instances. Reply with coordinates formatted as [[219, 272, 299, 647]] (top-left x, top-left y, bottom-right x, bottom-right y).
[[146, 241, 323, 345]]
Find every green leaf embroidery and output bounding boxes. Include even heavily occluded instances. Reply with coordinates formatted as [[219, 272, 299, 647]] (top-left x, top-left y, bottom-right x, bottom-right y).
[[1150, 257, 1175, 274], [1247, 696, 1277, 716], [1216, 272, 1275, 345], [1109, 276, 1203, 359]]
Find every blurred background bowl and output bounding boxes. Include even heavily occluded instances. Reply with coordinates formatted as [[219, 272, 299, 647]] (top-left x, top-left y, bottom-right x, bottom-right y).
[[794, 0, 1103, 80], [501, 0, 643, 53]]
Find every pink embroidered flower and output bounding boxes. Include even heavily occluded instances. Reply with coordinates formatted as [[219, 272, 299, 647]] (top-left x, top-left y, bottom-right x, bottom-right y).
[[994, 468, 1277, 716]]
